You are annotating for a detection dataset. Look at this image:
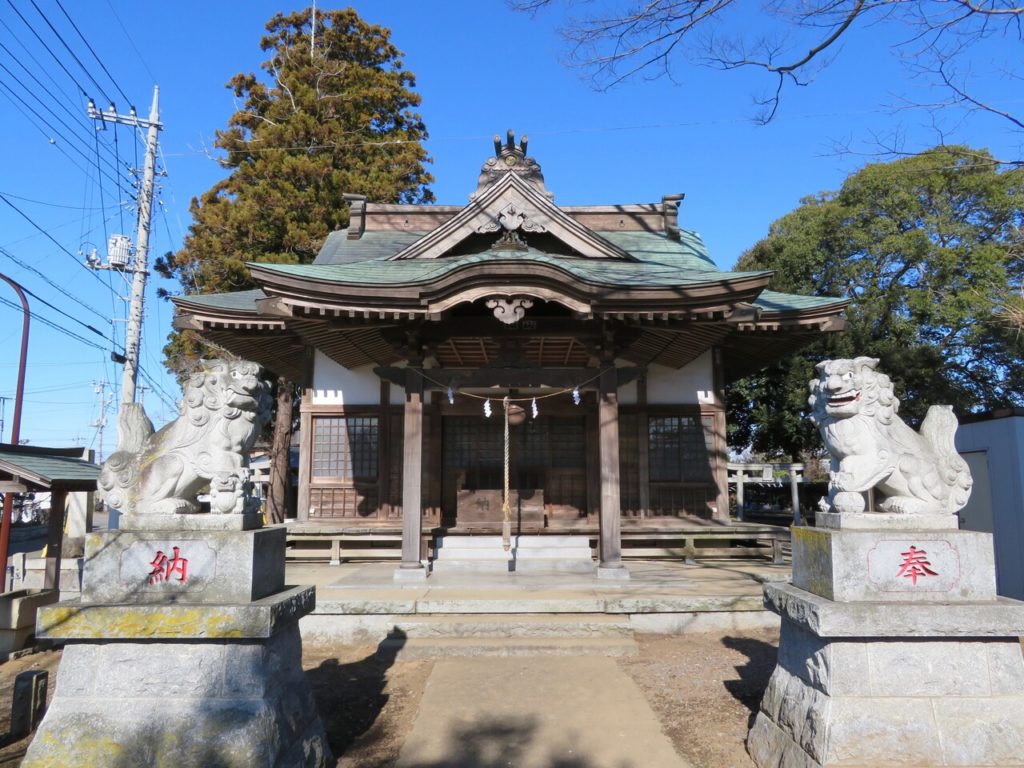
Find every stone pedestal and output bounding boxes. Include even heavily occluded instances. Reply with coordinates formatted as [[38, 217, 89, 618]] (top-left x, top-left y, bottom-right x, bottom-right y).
[[22, 517, 331, 767], [749, 513, 1024, 768]]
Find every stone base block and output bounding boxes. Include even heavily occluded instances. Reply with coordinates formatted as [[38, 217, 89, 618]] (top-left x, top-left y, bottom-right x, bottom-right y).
[[792, 525, 997, 602], [749, 608, 1024, 766], [0, 589, 58, 628], [80, 526, 285, 604], [21, 622, 331, 767], [765, 581, 1024, 637], [0, 626, 35, 655], [37, 585, 314, 640], [119, 511, 264, 531], [816, 510, 959, 531]]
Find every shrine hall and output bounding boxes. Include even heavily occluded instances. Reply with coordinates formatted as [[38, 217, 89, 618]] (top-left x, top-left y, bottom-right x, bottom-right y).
[[173, 132, 847, 579]]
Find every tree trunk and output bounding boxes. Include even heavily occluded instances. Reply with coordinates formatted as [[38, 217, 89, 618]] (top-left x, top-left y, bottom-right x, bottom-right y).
[[266, 377, 294, 524]]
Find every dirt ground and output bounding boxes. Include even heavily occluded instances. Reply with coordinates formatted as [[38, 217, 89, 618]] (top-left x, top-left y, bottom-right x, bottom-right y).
[[0, 628, 779, 767]]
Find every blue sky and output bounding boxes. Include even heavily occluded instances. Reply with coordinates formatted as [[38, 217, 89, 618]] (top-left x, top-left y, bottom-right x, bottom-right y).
[[0, 1, 1020, 455]]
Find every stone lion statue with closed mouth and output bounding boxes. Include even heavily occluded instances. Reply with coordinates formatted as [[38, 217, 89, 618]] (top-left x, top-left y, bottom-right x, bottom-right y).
[[808, 357, 972, 516], [98, 359, 272, 516]]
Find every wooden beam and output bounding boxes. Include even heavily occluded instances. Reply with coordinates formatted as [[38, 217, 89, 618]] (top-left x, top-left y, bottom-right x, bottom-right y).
[[374, 365, 641, 391]]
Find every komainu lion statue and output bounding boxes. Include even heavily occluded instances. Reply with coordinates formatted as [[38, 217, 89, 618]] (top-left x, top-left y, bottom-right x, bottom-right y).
[[808, 357, 972, 516], [98, 359, 272, 515]]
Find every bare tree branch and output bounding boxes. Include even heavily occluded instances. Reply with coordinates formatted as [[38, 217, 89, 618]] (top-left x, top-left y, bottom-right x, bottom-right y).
[[513, 0, 1024, 140]]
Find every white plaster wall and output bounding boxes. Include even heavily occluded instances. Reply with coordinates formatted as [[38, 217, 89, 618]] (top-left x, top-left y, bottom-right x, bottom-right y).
[[957, 416, 1024, 600], [644, 352, 715, 405], [310, 351, 381, 405]]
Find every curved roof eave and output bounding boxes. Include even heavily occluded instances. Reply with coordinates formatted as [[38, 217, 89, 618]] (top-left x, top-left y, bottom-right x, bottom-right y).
[[246, 257, 776, 312]]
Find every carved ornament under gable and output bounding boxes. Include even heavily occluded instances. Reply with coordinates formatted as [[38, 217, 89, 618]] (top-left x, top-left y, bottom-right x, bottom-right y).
[[476, 203, 547, 235], [486, 297, 534, 325]]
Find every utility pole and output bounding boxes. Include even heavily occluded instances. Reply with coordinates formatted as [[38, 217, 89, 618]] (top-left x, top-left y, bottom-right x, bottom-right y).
[[87, 86, 162, 410], [91, 380, 112, 462]]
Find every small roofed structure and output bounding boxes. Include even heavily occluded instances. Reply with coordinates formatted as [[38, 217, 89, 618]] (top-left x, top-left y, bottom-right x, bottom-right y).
[[174, 131, 847, 578], [0, 444, 100, 593]]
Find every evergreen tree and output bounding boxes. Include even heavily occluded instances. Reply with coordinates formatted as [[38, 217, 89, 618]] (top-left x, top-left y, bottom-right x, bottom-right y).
[[728, 145, 1024, 459], [159, 8, 433, 521]]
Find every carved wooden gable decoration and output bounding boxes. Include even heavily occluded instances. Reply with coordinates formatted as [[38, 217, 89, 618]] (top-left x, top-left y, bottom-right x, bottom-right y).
[[392, 131, 635, 263]]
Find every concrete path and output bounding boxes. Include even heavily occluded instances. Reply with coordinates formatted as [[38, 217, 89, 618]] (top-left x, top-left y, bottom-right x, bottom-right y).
[[395, 656, 691, 768]]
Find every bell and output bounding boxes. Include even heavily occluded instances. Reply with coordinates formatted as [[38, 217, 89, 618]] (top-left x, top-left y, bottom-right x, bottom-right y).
[[506, 403, 527, 426]]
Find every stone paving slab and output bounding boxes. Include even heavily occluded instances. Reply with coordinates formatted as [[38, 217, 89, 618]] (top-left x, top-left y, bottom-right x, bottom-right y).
[[395, 656, 690, 768]]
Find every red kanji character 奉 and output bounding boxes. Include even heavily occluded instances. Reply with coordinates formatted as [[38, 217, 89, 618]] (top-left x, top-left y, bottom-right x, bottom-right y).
[[896, 545, 938, 586]]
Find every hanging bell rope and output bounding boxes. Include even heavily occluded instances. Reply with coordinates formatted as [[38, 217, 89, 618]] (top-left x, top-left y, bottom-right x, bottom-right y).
[[501, 395, 512, 552]]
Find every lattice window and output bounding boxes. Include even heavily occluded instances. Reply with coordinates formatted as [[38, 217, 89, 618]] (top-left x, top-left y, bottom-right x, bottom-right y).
[[649, 415, 714, 482], [443, 416, 502, 468], [312, 416, 378, 480]]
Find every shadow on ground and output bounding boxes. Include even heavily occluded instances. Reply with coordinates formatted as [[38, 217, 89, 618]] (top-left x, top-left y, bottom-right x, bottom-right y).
[[401, 716, 606, 768], [306, 628, 406, 761], [721, 635, 777, 728]]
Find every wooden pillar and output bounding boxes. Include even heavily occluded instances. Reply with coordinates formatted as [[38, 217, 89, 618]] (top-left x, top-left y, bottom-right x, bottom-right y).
[[790, 467, 802, 526], [637, 368, 650, 518], [43, 488, 66, 594], [396, 366, 426, 580], [736, 471, 746, 522], [296, 390, 313, 521], [597, 364, 628, 579], [710, 348, 730, 522]]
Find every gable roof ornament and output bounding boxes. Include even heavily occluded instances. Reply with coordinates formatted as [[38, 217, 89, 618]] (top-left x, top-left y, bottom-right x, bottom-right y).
[[476, 202, 545, 252], [474, 129, 552, 200], [391, 134, 637, 262]]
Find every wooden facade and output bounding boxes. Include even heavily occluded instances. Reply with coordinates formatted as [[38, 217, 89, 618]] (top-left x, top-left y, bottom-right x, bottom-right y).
[[174, 131, 847, 574]]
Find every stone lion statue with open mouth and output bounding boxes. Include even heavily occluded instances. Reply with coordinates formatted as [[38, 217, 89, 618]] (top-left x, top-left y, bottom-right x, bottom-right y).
[[808, 357, 972, 516]]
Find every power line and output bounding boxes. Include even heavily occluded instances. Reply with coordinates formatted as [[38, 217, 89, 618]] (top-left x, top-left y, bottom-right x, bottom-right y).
[[137, 364, 177, 412], [19, 283, 113, 344], [102, 0, 156, 83], [0, 63, 129, 187], [0, 245, 108, 323], [54, 0, 131, 106], [26, 0, 115, 106], [0, 294, 106, 351], [0, 17, 77, 107], [4, 0, 90, 98], [0, 39, 128, 172], [0, 191, 120, 296], [0, 84, 93, 180], [0, 190, 104, 211]]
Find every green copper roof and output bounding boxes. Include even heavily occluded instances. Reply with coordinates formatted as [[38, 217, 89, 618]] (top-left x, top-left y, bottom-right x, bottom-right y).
[[176, 288, 266, 311], [313, 227, 719, 272], [0, 445, 100, 488], [315, 230, 427, 265], [753, 290, 848, 314], [176, 228, 845, 316], [253, 247, 769, 288], [599, 230, 718, 272]]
